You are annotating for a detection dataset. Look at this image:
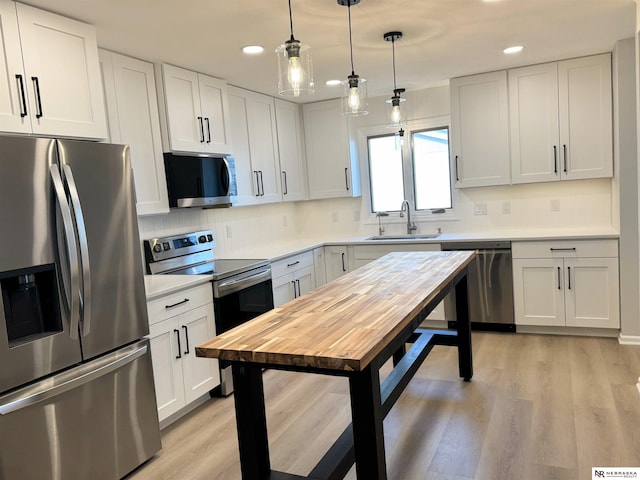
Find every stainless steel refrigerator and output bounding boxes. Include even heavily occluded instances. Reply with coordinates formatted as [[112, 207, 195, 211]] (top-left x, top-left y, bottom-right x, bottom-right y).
[[0, 136, 161, 479]]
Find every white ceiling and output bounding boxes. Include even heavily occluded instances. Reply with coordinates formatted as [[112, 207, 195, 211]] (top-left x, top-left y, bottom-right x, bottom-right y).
[[21, 0, 636, 103]]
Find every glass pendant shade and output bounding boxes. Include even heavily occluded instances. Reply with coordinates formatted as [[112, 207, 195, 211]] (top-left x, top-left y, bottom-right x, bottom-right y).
[[342, 74, 368, 115], [277, 38, 314, 96]]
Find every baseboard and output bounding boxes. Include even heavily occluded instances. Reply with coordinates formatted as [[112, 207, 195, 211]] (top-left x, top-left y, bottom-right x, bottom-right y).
[[618, 334, 640, 345]]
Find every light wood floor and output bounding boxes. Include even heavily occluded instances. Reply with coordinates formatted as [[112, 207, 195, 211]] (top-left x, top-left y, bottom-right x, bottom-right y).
[[127, 332, 640, 480]]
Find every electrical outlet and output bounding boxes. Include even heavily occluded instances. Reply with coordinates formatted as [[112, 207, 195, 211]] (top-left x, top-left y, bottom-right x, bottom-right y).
[[226, 225, 232, 238], [332, 211, 339, 223], [501, 201, 511, 215], [473, 202, 487, 216], [550, 199, 560, 212]]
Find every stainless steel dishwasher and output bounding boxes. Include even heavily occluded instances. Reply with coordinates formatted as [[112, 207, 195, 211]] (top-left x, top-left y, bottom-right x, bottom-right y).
[[441, 241, 515, 332]]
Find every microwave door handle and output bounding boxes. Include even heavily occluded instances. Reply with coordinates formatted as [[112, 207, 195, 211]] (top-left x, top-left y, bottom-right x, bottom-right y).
[[62, 165, 92, 336], [49, 165, 81, 340]]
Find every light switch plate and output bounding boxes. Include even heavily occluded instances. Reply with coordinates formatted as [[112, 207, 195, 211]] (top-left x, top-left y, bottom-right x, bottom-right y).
[[550, 199, 560, 212]]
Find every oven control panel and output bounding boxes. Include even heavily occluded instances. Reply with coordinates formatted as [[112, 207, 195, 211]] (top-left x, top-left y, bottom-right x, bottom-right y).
[[144, 230, 215, 264]]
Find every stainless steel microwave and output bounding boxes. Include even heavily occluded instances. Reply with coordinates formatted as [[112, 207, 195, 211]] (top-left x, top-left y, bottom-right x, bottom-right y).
[[164, 153, 237, 208]]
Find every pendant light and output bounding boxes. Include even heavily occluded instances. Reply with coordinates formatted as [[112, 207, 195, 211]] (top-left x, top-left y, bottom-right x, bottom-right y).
[[276, 0, 314, 97], [384, 31, 406, 127], [338, 0, 368, 115]]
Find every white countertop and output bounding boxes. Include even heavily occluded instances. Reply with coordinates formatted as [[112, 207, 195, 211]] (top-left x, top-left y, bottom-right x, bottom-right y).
[[144, 274, 213, 301]]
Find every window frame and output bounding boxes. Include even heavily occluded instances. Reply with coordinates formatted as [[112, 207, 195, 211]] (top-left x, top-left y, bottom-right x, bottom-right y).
[[358, 116, 458, 227]]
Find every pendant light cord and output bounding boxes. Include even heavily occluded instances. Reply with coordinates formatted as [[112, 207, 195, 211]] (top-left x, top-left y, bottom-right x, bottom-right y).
[[288, 0, 295, 41], [348, 2, 355, 75], [391, 38, 397, 90]]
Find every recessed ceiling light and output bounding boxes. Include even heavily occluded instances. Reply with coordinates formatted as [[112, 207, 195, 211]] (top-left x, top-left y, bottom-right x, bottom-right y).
[[325, 79, 341, 86], [242, 45, 264, 55], [503, 45, 524, 55]]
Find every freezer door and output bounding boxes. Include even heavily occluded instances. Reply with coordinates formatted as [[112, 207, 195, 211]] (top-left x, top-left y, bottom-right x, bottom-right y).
[[56, 140, 149, 359], [0, 136, 82, 394], [0, 339, 161, 479]]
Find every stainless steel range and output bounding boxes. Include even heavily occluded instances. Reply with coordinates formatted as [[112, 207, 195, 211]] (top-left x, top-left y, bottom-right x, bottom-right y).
[[144, 230, 274, 395]]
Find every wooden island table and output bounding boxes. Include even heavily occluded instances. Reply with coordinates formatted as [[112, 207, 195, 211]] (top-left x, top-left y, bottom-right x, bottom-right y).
[[196, 250, 476, 480]]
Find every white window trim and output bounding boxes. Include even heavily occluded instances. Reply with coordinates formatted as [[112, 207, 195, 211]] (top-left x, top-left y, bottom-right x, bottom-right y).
[[357, 116, 460, 228]]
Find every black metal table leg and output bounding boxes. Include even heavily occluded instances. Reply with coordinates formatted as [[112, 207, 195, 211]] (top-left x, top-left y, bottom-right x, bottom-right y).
[[454, 273, 473, 381], [392, 344, 406, 366], [349, 364, 387, 480], [232, 363, 270, 479]]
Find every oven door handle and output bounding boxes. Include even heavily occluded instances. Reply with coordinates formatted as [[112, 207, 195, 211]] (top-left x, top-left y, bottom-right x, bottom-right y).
[[214, 269, 272, 298]]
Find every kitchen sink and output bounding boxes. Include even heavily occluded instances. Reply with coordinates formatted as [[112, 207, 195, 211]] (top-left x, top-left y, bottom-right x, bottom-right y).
[[366, 234, 440, 241]]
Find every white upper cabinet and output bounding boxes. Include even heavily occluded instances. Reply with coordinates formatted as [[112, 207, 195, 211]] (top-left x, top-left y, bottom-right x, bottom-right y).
[[155, 63, 232, 155], [509, 54, 612, 184], [227, 86, 280, 205], [99, 50, 169, 216], [0, 1, 106, 139], [450, 70, 510, 188], [303, 99, 361, 200], [275, 99, 308, 202]]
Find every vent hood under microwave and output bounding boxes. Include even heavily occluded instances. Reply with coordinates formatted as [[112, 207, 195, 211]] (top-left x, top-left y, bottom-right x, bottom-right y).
[[164, 153, 237, 208]]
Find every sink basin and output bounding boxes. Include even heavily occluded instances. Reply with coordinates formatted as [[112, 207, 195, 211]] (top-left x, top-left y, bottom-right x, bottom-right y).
[[366, 234, 440, 241]]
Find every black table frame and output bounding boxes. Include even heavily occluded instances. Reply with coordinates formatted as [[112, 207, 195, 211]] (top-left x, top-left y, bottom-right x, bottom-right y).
[[230, 266, 473, 480]]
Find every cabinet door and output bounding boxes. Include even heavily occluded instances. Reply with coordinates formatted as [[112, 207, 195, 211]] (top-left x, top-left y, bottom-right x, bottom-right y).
[[245, 92, 280, 202], [275, 99, 308, 201], [296, 266, 315, 297], [0, 1, 30, 133], [509, 62, 560, 184], [160, 63, 204, 153], [148, 318, 185, 422], [324, 245, 349, 282], [303, 99, 354, 199], [272, 273, 294, 307], [180, 304, 220, 404], [102, 50, 169, 216], [16, 3, 107, 139], [450, 71, 510, 188], [564, 257, 619, 328], [513, 258, 565, 326], [228, 91, 259, 206], [313, 247, 327, 287], [558, 54, 612, 180], [198, 73, 232, 155]]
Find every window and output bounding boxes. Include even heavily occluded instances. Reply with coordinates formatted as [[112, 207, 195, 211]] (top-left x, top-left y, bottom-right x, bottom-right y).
[[366, 121, 453, 215]]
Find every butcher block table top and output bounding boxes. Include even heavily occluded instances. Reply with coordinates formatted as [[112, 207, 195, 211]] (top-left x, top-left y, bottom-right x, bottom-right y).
[[197, 251, 475, 372]]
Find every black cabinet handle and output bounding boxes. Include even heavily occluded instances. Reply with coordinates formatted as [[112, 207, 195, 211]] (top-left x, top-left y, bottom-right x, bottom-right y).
[[557, 266, 561, 290], [287, 260, 300, 267], [205, 117, 211, 143], [553, 146, 558, 174], [165, 298, 189, 309], [197, 116, 205, 142], [563, 144, 568, 173], [296, 279, 301, 297], [550, 248, 576, 252], [567, 266, 571, 290], [174, 329, 182, 359], [258, 170, 264, 196], [455, 155, 460, 181], [182, 325, 190, 355], [15, 75, 27, 117], [341, 252, 346, 272], [31, 77, 43, 118], [282, 171, 288, 195], [344, 168, 349, 191], [253, 171, 260, 196], [291, 280, 297, 298]]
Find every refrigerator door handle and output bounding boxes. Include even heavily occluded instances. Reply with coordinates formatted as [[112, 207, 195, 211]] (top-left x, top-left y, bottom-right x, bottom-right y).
[[0, 343, 148, 415], [50, 164, 81, 340], [62, 164, 92, 337]]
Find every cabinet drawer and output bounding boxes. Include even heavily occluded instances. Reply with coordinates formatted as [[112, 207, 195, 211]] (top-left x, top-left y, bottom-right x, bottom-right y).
[[271, 251, 314, 278], [147, 283, 212, 325], [512, 239, 618, 259]]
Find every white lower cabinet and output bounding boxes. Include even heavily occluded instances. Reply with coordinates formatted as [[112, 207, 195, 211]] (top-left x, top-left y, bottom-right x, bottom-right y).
[[324, 245, 351, 282], [272, 251, 315, 307], [147, 284, 219, 423], [512, 240, 619, 329], [313, 247, 327, 287]]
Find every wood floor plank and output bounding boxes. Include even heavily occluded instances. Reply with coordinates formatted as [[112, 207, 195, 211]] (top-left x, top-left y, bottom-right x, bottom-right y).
[[127, 332, 640, 480]]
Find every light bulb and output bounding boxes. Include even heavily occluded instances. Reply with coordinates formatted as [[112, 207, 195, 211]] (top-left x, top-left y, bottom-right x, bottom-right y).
[[287, 56, 303, 95], [391, 104, 401, 125], [348, 86, 361, 112]]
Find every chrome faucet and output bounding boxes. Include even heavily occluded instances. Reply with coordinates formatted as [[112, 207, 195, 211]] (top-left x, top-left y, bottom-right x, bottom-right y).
[[400, 200, 417, 234], [376, 211, 389, 235]]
